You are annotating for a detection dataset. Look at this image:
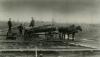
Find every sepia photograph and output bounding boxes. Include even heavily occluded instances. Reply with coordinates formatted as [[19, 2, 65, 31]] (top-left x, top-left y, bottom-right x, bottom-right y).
[[0, 0, 100, 57]]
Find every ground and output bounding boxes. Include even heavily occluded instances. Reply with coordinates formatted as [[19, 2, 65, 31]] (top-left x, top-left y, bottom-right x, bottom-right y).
[[0, 51, 100, 57]]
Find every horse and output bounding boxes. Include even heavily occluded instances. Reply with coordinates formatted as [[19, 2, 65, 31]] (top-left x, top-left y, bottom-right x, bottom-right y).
[[58, 25, 82, 41]]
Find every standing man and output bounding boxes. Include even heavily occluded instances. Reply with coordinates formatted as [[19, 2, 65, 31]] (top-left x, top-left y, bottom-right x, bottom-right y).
[[8, 18, 12, 32], [29, 17, 35, 27], [18, 24, 23, 35]]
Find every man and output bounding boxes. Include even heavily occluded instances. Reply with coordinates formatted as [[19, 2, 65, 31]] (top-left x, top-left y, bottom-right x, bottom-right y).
[[29, 17, 35, 27], [8, 18, 12, 32], [18, 24, 23, 35]]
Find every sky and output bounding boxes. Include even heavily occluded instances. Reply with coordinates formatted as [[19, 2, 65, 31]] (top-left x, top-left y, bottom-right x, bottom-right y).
[[0, 0, 100, 24]]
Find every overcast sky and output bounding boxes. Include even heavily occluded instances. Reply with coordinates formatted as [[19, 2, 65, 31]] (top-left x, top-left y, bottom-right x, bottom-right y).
[[0, 0, 100, 24]]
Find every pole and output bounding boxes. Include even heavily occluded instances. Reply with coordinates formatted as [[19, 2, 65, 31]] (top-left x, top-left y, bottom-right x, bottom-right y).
[[35, 47, 38, 57], [52, 18, 54, 26]]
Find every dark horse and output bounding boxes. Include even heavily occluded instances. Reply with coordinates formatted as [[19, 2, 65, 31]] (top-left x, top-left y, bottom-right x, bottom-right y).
[[58, 25, 82, 41]]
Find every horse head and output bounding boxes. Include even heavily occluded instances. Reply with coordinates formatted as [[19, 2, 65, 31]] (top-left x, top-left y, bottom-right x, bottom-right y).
[[76, 26, 82, 32]]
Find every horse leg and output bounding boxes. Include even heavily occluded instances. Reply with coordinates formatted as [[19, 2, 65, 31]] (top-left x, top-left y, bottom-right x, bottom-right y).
[[59, 33, 62, 40], [63, 34, 65, 40], [72, 33, 75, 41], [7, 31, 9, 36], [67, 34, 69, 40], [61, 33, 63, 40], [45, 32, 47, 40]]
